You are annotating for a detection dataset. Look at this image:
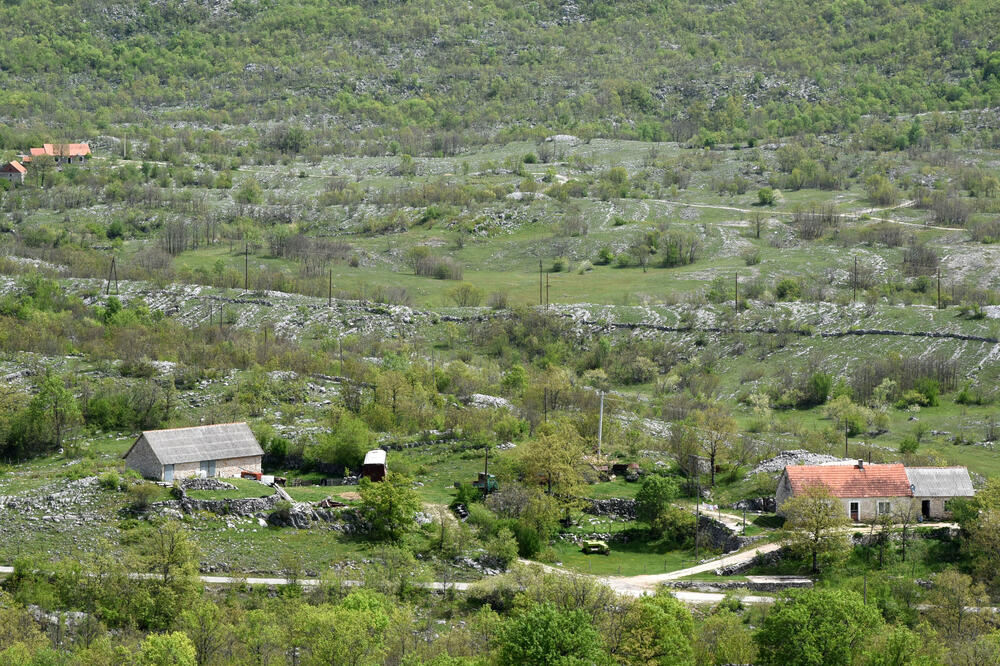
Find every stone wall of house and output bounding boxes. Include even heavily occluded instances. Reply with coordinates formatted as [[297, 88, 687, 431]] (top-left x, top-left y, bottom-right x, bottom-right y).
[[909, 497, 950, 520], [171, 461, 202, 479], [215, 455, 262, 478], [124, 437, 163, 480]]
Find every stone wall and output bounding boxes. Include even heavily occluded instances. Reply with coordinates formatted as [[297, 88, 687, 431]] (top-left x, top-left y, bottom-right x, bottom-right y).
[[123, 436, 162, 480], [698, 515, 762, 554], [151, 492, 282, 517], [733, 497, 776, 513], [215, 455, 262, 478], [583, 498, 636, 519]]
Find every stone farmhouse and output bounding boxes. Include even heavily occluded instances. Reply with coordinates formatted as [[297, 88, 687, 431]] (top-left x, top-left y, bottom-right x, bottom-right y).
[[24, 143, 91, 165], [123, 422, 263, 482], [775, 461, 974, 522], [0, 161, 26, 185]]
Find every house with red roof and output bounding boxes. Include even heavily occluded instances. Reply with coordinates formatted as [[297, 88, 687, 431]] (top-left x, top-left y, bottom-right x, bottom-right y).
[[23, 143, 91, 165], [776, 460, 973, 522], [0, 160, 27, 185]]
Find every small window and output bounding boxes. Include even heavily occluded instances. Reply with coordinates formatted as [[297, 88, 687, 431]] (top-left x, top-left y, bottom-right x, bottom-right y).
[[877, 501, 891, 515]]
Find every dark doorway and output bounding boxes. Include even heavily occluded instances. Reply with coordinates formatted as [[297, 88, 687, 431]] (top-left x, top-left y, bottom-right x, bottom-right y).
[[850, 502, 860, 522], [922, 499, 931, 519]]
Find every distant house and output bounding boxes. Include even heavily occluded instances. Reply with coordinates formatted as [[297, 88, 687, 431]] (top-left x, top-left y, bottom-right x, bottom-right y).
[[0, 161, 26, 185], [24, 143, 91, 165], [360, 449, 387, 482], [123, 422, 263, 482], [905, 466, 974, 520], [776, 461, 975, 522]]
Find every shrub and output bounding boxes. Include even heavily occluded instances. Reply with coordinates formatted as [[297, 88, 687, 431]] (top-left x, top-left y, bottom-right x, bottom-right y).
[[448, 283, 484, 307], [757, 187, 776, 206], [484, 528, 519, 569], [127, 482, 160, 511], [899, 436, 918, 454], [775, 278, 800, 301], [522, 152, 538, 164], [596, 246, 614, 265], [98, 471, 123, 491], [487, 291, 510, 309], [551, 257, 569, 272], [742, 248, 762, 266], [495, 518, 541, 558]]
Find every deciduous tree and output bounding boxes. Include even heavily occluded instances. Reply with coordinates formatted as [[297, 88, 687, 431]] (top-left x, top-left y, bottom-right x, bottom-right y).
[[781, 484, 849, 573]]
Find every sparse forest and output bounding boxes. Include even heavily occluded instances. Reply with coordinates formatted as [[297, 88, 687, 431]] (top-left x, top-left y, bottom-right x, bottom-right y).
[[1, 0, 1000, 664]]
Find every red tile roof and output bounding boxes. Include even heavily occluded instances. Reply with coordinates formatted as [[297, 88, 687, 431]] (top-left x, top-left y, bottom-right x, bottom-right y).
[[26, 143, 91, 158], [1, 161, 26, 174], [785, 463, 912, 498]]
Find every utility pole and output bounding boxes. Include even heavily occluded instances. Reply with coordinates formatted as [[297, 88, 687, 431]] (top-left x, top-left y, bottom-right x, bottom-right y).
[[545, 273, 550, 309], [695, 479, 701, 560], [328, 268, 333, 307], [539, 259, 543, 306], [937, 268, 942, 309], [734, 272, 739, 313], [244, 244, 249, 291], [853, 256, 857, 303], [597, 391, 605, 458], [845, 422, 849, 458], [105, 256, 118, 296]]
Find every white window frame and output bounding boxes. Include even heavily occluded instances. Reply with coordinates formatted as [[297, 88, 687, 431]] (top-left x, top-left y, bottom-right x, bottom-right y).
[[877, 501, 891, 515]]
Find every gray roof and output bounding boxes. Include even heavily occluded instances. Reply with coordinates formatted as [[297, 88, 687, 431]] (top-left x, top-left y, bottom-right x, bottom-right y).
[[905, 467, 975, 498], [128, 422, 263, 465], [363, 449, 386, 466]]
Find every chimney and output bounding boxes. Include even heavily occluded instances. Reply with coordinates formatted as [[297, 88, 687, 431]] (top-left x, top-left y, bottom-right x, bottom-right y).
[[857, 459, 864, 470]]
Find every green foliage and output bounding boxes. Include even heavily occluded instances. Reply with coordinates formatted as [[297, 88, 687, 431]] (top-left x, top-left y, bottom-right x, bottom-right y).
[[497, 603, 608, 666], [358, 472, 421, 541], [756, 589, 883, 666], [138, 632, 196, 666], [635, 475, 680, 527], [305, 413, 374, 473], [757, 187, 776, 206]]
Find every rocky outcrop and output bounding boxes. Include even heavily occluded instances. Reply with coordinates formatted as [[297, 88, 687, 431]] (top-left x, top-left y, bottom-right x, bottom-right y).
[[583, 498, 636, 519], [748, 450, 853, 477]]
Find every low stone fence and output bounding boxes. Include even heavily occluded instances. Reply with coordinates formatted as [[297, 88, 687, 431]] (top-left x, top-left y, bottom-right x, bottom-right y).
[[151, 493, 283, 517], [698, 515, 762, 554], [583, 498, 636, 520]]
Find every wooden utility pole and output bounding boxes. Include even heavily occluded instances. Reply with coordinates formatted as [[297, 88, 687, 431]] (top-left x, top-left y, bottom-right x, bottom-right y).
[[937, 268, 942, 309], [545, 273, 550, 309], [597, 391, 604, 458], [328, 269, 333, 307], [244, 244, 249, 291], [539, 259, 543, 305], [105, 256, 118, 295], [853, 256, 858, 303], [694, 479, 701, 560], [734, 272, 739, 313]]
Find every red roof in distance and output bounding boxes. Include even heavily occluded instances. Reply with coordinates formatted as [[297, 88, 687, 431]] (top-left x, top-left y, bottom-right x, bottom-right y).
[[1, 161, 26, 174], [785, 463, 912, 498]]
